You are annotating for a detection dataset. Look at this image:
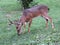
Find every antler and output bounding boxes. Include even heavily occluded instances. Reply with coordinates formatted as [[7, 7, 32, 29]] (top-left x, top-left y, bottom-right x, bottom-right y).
[[8, 19, 14, 25], [8, 19, 20, 25]]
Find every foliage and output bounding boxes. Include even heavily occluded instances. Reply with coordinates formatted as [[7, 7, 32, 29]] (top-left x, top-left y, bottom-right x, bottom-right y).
[[0, 0, 60, 45]]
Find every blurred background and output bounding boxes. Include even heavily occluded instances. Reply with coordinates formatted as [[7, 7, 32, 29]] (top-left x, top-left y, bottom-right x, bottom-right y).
[[0, 0, 60, 45]]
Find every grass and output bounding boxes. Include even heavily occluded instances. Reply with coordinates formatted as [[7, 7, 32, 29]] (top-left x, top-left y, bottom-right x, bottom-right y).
[[0, 0, 60, 45]]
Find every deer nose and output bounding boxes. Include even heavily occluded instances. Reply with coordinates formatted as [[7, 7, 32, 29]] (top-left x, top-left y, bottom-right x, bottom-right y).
[[17, 30, 20, 35], [16, 27, 18, 29], [16, 27, 20, 31]]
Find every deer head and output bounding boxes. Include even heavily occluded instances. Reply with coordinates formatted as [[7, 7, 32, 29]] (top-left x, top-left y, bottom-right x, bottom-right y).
[[8, 19, 22, 35]]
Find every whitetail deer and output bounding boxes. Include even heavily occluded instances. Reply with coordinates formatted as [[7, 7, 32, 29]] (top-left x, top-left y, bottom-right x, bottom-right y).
[[8, 5, 54, 35]]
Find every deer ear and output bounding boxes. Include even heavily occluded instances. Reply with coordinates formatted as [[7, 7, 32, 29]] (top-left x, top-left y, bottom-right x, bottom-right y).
[[20, 23, 22, 25]]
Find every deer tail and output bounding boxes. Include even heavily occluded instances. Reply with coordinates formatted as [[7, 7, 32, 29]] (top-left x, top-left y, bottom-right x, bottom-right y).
[[48, 8, 50, 11]]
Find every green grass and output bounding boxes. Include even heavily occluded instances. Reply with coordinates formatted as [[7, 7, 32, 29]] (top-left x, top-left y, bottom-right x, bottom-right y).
[[0, 0, 60, 45]]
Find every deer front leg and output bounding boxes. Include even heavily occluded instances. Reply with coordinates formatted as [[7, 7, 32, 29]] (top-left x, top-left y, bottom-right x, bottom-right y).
[[28, 19, 32, 32], [23, 22, 26, 33]]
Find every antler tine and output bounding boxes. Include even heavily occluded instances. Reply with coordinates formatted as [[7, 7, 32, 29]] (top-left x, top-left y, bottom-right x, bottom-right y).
[[8, 19, 14, 25]]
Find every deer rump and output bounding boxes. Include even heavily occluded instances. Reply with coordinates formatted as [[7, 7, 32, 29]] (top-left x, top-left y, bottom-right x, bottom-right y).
[[22, 5, 50, 22]]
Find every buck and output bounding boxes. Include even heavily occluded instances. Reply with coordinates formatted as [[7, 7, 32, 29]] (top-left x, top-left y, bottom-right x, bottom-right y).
[[8, 5, 54, 35]]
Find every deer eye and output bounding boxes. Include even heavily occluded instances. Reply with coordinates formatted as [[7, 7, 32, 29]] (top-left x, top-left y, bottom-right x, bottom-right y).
[[16, 26, 18, 29]]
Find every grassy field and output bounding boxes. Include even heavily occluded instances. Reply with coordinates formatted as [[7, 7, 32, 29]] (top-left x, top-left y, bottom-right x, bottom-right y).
[[0, 0, 60, 45]]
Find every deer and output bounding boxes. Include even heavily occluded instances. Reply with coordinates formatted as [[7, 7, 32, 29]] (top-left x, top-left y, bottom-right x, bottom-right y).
[[8, 4, 54, 35]]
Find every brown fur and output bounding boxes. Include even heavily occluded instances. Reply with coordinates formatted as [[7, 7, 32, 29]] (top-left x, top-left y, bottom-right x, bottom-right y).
[[9, 5, 54, 35]]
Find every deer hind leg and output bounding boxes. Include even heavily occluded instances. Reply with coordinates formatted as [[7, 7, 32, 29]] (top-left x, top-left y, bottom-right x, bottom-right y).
[[45, 19, 48, 29], [42, 13, 54, 29], [28, 19, 32, 32]]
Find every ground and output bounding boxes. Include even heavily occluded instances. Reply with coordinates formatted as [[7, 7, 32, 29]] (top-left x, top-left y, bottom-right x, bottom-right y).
[[0, 0, 60, 45]]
